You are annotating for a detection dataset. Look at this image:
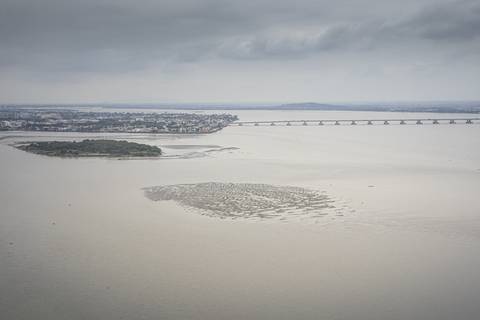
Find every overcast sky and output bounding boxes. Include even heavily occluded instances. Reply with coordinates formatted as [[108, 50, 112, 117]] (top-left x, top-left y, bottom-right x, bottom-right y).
[[0, 0, 479, 104]]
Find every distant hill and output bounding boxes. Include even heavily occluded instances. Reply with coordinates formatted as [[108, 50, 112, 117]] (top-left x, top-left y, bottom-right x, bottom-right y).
[[276, 102, 480, 113]]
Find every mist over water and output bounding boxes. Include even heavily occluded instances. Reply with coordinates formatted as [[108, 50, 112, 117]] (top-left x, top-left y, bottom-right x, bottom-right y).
[[1, 110, 480, 320]]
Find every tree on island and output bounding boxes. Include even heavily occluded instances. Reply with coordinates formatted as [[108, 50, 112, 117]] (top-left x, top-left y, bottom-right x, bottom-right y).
[[18, 139, 162, 157]]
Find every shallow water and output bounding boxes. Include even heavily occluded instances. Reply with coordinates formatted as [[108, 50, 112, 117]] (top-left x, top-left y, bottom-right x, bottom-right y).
[[1, 110, 480, 319]]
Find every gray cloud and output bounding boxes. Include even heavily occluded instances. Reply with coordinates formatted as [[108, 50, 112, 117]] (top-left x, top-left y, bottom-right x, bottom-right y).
[[4, 0, 478, 68], [408, 0, 480, 41], [215, 24, 378, 60], [215, 0, 480, 59], [0, 0, 479, 102], [0, 1, 250, 70]]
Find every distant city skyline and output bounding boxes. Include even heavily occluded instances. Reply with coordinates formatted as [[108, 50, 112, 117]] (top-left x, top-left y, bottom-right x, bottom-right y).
[[1, 0, 479, 104]]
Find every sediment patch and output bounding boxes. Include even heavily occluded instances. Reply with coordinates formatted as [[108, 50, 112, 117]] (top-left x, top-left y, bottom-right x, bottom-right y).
[[144, 182, 347, 221]]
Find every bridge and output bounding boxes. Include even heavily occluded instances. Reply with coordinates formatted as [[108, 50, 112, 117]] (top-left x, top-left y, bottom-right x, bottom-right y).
[[230, 118, 480, 126]]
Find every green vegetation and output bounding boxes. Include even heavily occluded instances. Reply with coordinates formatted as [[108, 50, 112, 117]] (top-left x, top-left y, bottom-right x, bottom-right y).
[[17, 139, 162, 157]]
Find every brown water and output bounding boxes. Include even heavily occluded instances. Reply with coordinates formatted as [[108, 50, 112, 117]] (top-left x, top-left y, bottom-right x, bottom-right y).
[[1, 111, 480, 319]]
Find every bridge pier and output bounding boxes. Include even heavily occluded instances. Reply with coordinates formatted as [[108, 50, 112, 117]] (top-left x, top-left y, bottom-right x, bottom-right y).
[[230, 117, 477, 127]]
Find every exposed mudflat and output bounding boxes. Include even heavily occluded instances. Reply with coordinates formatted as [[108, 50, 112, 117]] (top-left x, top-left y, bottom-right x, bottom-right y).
[[160, 145, 240, 159], [144, 182, 347, 221], [161, 144, 222, 149]]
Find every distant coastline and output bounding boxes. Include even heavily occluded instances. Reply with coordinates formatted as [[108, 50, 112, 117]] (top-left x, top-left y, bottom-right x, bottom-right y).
[[3, 101, 479, 114], [128, 102, 479, 114], [0, 109, 237, 133]]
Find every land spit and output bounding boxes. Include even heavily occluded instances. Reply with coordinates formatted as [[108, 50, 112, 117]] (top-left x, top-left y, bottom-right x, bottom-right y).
[[144, 182, 346, 221]]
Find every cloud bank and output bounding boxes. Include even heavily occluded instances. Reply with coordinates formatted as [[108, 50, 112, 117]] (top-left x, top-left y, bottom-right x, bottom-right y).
[[0, 0, 479, 103]]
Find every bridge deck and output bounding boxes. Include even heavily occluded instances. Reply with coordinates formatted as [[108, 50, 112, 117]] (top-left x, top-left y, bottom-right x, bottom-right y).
[[230, 118, 480, 126]]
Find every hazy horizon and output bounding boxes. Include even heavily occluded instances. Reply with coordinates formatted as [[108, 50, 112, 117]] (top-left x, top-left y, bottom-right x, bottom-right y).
[[2, 100, 480, 107]]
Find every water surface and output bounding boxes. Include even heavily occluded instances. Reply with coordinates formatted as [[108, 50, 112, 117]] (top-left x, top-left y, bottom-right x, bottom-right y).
[[1, 110, 480, 319]]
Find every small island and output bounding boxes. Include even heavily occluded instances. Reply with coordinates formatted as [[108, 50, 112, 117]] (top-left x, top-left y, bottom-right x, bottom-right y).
[[16, 139, 162, 158]]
